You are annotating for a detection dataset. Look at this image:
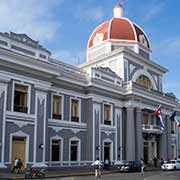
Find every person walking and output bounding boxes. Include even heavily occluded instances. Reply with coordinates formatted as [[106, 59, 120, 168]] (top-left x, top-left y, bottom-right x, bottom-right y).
[[140, 159, 145, 176], [11, 157, 19, 173], [153, 157, 157, 167], [92, 157, 102, 178]]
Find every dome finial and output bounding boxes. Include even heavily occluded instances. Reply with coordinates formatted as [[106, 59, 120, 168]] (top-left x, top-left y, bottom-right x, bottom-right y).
[[113, 2, 124, 18]]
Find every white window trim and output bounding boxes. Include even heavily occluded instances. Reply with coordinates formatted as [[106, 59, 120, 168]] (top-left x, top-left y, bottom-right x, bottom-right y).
[[11, 81, 31, 114], [102, 138, 113, 162], [69, 97, 81, 123], [51, 93, 64, 120], [50, 136, 63, 165], [69, 136, 81, 162], [9, 131, 30, 167], [132, 69, 157, 90], [103, 102, 113, 126]]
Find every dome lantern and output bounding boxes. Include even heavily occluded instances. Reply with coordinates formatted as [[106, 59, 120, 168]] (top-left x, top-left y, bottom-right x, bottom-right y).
[[113, 2, 124, 18]]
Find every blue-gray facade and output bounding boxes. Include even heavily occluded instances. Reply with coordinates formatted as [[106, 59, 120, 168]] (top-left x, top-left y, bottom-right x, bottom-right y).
[[0, 18, 180, 170]]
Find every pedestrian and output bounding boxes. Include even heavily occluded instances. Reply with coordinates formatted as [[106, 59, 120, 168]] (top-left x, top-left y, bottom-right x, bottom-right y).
[[11, 157, 19, 173], [160, 158, 164, 166], [92, 157, 102, 178], [140, 158, 145, 176], [153, 156, 157, 167], [104, 158, 110, 169], [17, 158, 24, 173]]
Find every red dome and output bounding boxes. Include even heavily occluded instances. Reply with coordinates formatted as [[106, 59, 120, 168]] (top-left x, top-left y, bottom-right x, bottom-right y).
[[88, 17, 150, 49]]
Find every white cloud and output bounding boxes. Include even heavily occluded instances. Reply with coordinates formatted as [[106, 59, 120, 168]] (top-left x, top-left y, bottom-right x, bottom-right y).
[[153, 37, 180, 59], [52, 49, 86, 65], [143, 2, 165, 22], [0, 0, 63, 42], [75, 5, 104, 22]]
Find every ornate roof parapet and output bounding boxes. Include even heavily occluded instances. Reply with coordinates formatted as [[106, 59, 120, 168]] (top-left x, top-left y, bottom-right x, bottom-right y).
[[0, 31, 51, 61], [91, 66, 122, 86]]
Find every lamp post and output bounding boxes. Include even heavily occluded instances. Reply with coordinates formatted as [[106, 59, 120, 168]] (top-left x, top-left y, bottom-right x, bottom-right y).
[[96, 145, 101, 159], [118, 146, 123, 161]]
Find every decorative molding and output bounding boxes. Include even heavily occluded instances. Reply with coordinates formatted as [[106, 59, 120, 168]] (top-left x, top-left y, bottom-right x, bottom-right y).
[[50, 126, 63, 132], [129, 63, 136, 75], [48, 119, 86, 129], [13, 121, 29, 128], [103, 131, 112, 136]]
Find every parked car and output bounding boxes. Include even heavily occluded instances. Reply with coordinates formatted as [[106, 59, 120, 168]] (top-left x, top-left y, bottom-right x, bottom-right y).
[[115, 160, 126, 170], [161, 160, 180, 171], [120, 161, 142, 172]]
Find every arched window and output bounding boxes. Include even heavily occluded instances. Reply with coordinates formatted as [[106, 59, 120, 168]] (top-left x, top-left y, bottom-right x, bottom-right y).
[[136, 75, 153, 89]]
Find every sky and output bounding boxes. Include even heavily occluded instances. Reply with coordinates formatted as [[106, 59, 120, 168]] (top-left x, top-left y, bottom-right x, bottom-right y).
[[0, 0, 180, 98]]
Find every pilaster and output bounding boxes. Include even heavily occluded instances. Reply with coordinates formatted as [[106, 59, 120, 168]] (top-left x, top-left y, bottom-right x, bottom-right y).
[[126, 106, 135, 161], [33, 90, 47, 167], [0, 82, 8, 168], [135, 108, 143, 160], [159, 114, 167, 160], [166, 115, 172, 160], [92, 103, 101, 161]]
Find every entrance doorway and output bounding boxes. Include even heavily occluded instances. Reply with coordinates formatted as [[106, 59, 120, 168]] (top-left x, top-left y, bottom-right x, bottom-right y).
[[144, 142, 148, 164], [12, 137, 26, 167], [104, 142, 111, 161]]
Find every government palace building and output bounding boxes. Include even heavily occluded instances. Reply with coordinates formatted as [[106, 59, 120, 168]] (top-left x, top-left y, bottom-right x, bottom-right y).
[[0, 3, 180, 169]]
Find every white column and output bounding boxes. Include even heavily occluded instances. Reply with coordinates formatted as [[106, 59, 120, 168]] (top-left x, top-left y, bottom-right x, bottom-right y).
[[0, 82, 7, 168], [33, 90, 47, 167]]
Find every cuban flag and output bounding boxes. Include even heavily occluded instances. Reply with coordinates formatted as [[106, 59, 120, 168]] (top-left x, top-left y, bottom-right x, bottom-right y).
[[170, 111, 180, 128], [155, 105, 165, 130]]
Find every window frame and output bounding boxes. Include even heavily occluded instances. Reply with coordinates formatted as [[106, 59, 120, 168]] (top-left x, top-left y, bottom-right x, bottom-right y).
[[50, 136, 63, 163], [12, 81, 31, 114], [69, 97, 81, 123], [69, 137, 81, 162], [103, 102, 113, 126], [51, 93, 64, 120]]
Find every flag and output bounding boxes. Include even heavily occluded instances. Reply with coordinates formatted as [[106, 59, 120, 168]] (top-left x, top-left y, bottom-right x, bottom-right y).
[[155, 105, 165, 130], [170, 111, 180, 128]]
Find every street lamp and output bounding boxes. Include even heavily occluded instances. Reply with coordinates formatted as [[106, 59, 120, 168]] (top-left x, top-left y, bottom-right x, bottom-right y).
[[96, 145, 101, 159], [118, 146, 123, 161]]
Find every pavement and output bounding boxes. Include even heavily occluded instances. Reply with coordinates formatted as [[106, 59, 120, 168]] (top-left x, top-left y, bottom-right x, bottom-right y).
[[0, 166, 161, 180]]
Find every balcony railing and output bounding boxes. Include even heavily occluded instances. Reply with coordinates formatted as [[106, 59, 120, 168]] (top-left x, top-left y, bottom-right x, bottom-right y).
[[71, 116, 79, 122], [104, 120, 111, 125], [52, 114, 62, 120], [142, 124, 163, 134], [14, 104, 28, 113]]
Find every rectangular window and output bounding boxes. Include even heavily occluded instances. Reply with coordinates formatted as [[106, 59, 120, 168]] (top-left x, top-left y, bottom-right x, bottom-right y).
[[71, 99, 79, 122], [104, 104, 112, 125], [52, 140, 61, 161], [70, 141, 78, 161], [52, 95, 62, 120], [143, 112, 149, 124], [14, 84, 28, 113]]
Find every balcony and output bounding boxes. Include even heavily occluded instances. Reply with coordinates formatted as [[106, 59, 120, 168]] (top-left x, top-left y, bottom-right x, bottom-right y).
[[104, 120, 111, 125], [52, 114, 62, 120], [142, 124, 163, 134], [14, 104, 28, 113], [71, 116, 79, 122]]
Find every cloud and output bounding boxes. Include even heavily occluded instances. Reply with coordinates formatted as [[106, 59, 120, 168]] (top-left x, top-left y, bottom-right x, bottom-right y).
[[0, 0, 63, 42], [143, 1, 165, 22], [153, 37, 180, 59], [75, 5, 104, 22], [52, 49, 86, 65]]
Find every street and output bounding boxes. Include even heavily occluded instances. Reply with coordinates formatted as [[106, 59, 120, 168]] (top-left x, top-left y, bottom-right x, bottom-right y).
[[47, 171, 180, 180]]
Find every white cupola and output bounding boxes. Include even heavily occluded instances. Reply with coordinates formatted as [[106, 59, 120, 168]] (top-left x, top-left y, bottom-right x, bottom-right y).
[[113, 2, 124, 18]]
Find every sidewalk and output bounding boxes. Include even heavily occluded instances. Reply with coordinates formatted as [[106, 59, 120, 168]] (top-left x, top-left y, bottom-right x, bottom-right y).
[[0, 166, 161, 179]]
